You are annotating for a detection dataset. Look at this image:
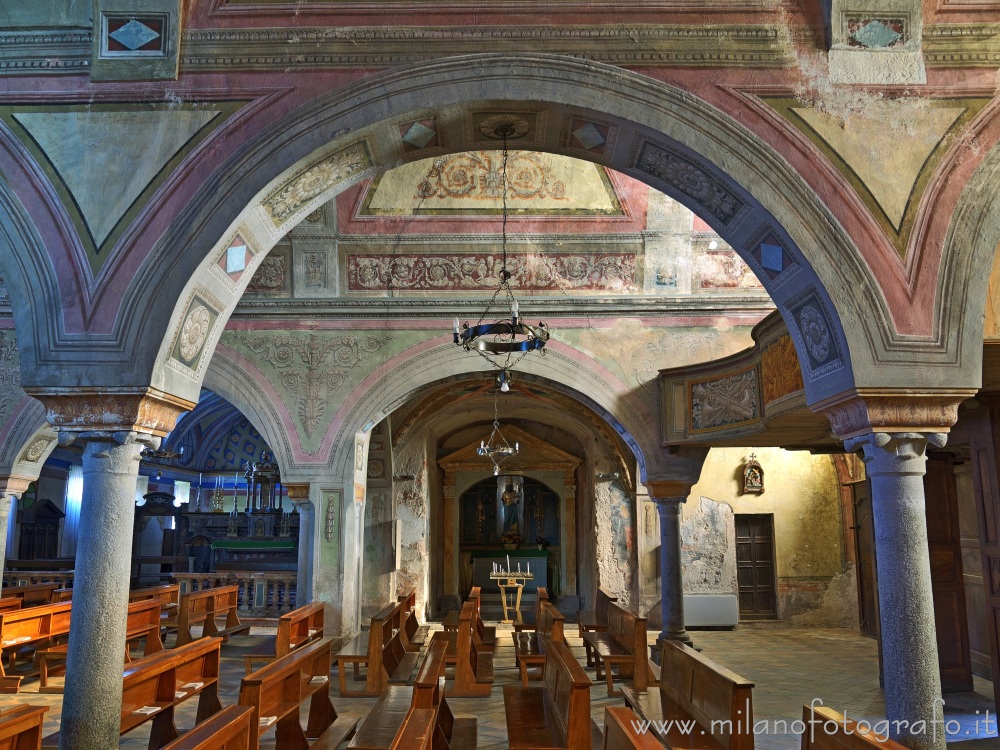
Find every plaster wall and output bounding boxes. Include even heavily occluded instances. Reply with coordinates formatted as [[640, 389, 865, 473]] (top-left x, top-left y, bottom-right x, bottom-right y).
[[685, 446, 858, 627]]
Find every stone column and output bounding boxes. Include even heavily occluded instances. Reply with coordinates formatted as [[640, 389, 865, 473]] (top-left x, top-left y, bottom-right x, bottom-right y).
[[25, 387, 193, 750], [61, 432, 149, 750], [648, 481, 693, 648], [844, 431, 947, 750], [286, 483, 314, 605], [0, 477, 31, 583]]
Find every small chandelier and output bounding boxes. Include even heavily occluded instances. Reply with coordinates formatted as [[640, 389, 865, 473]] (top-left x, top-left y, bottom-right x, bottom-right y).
[[453, 119, 550, 386], [479, 387, 519, 476]]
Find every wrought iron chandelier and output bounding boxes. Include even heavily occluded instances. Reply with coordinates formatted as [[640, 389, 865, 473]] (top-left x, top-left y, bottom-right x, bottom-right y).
[[453, 119, 550, 392], [479, 386, 519, 476]]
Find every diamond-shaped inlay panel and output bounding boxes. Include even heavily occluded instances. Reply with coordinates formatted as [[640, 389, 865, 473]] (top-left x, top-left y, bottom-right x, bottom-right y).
[[848, 18, 904, 49], [573, 123, 607, 150], [400, 119, 438, 152], [108, 18, 162, 52], [218, 235, 253, 281], [760, 243, 784, 273]]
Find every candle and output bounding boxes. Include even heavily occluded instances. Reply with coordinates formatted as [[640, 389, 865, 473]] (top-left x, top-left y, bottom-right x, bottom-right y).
[[527, 562, 530, 574], [453, 317, 459, 334], [506, 554, 510, 573], [512, 300, 519, 318]]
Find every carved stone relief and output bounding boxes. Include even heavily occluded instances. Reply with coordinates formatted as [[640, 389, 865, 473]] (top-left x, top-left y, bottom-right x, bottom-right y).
[[690, 369, 759, 431]]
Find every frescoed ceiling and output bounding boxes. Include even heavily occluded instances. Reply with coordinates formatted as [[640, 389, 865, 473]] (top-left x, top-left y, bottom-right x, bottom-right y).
[[164, 390, 274, 473]]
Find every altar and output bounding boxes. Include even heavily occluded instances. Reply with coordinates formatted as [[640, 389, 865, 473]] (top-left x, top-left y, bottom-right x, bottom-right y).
[[470, 549, 548, 594]]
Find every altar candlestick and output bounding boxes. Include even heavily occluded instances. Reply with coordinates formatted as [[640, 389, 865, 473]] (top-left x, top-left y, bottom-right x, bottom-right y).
[[506, 555, 510, 573], [527, 562, 530, 574]]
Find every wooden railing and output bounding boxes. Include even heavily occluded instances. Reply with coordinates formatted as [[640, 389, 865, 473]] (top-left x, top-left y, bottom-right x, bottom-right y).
[[2, 571, 74, 588], [171, 573, 296, 618]]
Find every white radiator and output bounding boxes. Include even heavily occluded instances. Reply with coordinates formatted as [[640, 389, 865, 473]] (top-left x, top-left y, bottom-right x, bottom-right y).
[[683, 594, 739, 627]]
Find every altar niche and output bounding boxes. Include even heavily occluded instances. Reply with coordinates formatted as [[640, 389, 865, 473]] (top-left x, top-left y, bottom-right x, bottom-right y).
[[459, 476, 561, 596]]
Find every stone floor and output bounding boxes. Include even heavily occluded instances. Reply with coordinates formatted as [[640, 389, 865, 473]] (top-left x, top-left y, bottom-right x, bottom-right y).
[[0, 622, 996, 749]]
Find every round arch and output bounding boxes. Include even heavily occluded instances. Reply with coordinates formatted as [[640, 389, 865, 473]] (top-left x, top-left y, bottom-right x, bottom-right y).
[[6, 54, 902, 412]]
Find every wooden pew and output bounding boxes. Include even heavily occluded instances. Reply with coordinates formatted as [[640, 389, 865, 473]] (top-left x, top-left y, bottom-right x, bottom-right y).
[[41, 636, 224, 750], [621, 640, 754, 750], [468, 587, 496, 651], [513, 599, 565, 686], [504, 639, 595, 750], [349, 637, 476, 750], [243, 600, 324, 674], [582, 601, 650, 695], [801, 705, 907, 750], [0, 583, 58, 608], [51, 589, 73, 603], [580, 588, 617, 667], [159, 705, 255, 750], [513, 586, 549, 633], [381, 623, 419, 688], [36, 598, 165, 692], [0, 601, 72, 693], [431, 600, 492, 697], [0, 599, 20, 615], [239, 636, 358, 750], [397, 589, 424, 652], [600, 707, 665, 750], [336, 601, 404, 697], [389, 708, 435, 750], [0, 704, 48, 749], [175, 585, 251, 647]]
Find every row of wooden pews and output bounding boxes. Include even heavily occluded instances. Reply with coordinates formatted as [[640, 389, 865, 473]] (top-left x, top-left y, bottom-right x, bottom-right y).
[[336, 597, 419, 697]]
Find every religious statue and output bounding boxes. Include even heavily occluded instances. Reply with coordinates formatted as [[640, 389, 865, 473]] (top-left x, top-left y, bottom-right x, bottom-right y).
[[501, 479, 520, 536]]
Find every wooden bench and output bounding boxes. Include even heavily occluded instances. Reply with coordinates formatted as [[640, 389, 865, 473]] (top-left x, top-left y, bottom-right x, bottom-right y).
[[513, 600, 565, 686], [0, 704, 48, 749], [51, 588, 73, 603], [801, 705, 906, 750], [469, 587, 496, 651], [0, 601, 72, 693], [159, 705, 255, 750], [42, 636, 224, 750], [431, 600, 492, 697], [600, 707, 666, 750], [389, 708, 435, 750], [349, 637, 476, 750], [336, 600, 404, 697], [239, 636, 358, 750], [131, 584, 180, 626], [36, 598, 165, 692], [0, 599, 20, 615], [579, 588, 617, 667], [504, 639, 596, 750], [397, 589, 425, 652], [0, 584, 58, 608], [175, 585, 251, 647], [514, 587, 549, 633], [621, 640, 754, 750], [582, 601, 649, 695], [382, 623, 419, 687], [243, 600, 324, 674]]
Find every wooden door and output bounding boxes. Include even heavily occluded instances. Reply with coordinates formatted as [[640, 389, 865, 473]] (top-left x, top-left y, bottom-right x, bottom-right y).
[[735, 514, 777, 620], [851, 480, 880, 641], [924, 456, 974, 692]]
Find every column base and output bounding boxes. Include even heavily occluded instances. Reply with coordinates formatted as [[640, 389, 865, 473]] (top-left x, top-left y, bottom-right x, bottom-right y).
[[656, 631, 696, 659]]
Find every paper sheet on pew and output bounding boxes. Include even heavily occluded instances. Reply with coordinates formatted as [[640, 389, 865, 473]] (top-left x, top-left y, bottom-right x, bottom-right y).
[[174, 691, 187, 699], [3, 636, 32, 645], [309, 676, 328, 684], [132, 706, 162, 716], [181, 682, 204, 690], [260, 716, 277, 728]]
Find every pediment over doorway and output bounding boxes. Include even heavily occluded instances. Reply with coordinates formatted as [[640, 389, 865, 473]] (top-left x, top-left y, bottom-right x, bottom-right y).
[[438, 425, 582, 477]]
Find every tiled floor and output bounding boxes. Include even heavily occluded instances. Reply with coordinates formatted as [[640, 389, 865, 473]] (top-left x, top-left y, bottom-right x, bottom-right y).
[[0, 623, 996, 749]]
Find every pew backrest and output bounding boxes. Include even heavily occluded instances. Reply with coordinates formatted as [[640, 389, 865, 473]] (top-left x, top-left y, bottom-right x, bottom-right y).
[[538, 600, 564, 644], [0, 583, 58, 607], [126, 598, 165, 654], [177, 585, 244, 646], [130, 584, 180, 610], [595, 588, 617, 623], [277, 600, 324, 657], [0, 601, 72, 648], [542, 640, 593, 748], [801, 705, 906, 750], [159, 705, 254, 750], [0, 704, 48, 749], [0, 598, 20, 615], [390, 708, 435, 750], [412, 638, 448, 710], [660, 640, 754, 750], [607, 602, 645, 657], [602, 707, 664, 750]]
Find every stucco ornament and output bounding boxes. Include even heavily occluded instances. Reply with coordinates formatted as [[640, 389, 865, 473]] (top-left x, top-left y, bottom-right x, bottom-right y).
[[637, 144, 741, 224], [265, 144, 371, 225], [798, 305, 831, 363], [178, 305, 211, 362]]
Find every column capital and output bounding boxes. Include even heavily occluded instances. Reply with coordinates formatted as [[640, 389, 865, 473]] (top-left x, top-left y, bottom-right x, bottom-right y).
[[0, 474, 35, 497], [24, 387, 195, 440], [844, 431, 947, 477], [645, 480, 692, 501], [814, 388, 976, 441], [284, 483, 310, 501]]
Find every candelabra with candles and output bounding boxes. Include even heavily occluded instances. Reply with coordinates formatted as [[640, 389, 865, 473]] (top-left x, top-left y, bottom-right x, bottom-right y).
[[489, 556, 534, 624]]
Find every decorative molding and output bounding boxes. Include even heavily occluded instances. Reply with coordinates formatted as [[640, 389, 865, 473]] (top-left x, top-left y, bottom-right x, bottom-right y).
[[263, 142, 372, 226], [181, 25, 794, 71], [284, 482, 310, 500], [0, 30, 91, 75], [924, 24, 1000, 67], [645, 480, 694, 499], [347, 252, 636, 293], [0, 331, 21, 423], [815, 389, 978, 440], [18, 437, 53, 464], [689, 368, 760, 432], [23, 387, 196, 438]]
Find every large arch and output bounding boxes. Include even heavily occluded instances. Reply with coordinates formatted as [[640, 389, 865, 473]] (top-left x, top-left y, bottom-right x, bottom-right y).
[[4, 53, 916, 412]]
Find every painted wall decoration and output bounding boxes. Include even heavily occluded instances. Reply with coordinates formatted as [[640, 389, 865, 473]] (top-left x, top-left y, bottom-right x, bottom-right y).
[[0, 331, 20, 427], [697, 250, 763, 289], [323, 488, 341, 554], [359, 150, 623, 216], [760, 334, 805, 404], [264, 141, 372, 226], [169, 292, 221, 374], [347, 252, 635, 293], [246, 252, 289, 295]]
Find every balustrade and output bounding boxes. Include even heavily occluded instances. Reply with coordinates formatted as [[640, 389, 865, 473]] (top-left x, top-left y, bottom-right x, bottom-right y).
[[171, 572, 297, 618]]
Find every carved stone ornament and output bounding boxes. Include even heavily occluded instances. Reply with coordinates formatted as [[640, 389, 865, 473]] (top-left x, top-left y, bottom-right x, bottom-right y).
[[19, 437, 53, 464], [24, 387, 196, 439], [263, 143, 372, 226], [742, 454, 764, 494], [816, 389, 978, 441]]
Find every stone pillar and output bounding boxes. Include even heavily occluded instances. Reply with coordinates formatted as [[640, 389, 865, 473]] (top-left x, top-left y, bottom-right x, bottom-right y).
[[0, 477, 31, 583], [287, 483, 314, 605], [441, 478, 460, 612], [61, 433, 148, 750], [844, 431, 946, 750], [648, 481, 693, 648], [24, 387, 193, 750]]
